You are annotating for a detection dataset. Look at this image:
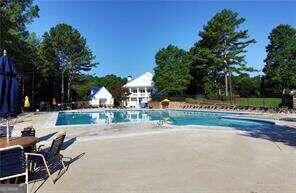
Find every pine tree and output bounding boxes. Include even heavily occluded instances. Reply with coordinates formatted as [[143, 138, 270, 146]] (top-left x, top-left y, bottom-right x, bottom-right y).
[[190, 9, 255, 98], [263, 24, 296, 94], [42, 23, 97, 103]]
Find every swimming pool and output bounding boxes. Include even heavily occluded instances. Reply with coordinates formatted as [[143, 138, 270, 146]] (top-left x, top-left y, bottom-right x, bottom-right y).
[[55, 110, 276, 130]]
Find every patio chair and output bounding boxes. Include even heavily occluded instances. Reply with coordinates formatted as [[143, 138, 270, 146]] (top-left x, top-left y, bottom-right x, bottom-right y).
[[36, 131, 67, 150], [0, 145, 29, 193], [27, 132, 67, 184]]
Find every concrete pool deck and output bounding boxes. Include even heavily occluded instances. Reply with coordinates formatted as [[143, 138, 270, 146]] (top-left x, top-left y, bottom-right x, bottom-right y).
[[8, 110, 296, 193]]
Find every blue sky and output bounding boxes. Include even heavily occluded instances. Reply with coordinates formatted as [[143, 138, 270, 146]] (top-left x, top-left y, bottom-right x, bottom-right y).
[[28, 1, 296, 78]]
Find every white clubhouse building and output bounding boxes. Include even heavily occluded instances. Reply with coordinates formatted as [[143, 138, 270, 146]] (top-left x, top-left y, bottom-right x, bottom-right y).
[[124, 72, 153, 108]]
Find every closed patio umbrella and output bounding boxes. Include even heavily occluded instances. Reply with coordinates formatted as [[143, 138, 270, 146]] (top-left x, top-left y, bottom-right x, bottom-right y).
[[161, 99, 170, 103], [161, 98, 170, 108], [24, 96, 30, 110], [0, 50, 21, 142]]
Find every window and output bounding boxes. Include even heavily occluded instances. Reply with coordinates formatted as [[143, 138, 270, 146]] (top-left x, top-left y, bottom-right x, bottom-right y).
[[131, 98, 137, 101], [99, 98, 107, 105], [140, 89, 145, 93], [132, 89, 137, 93]]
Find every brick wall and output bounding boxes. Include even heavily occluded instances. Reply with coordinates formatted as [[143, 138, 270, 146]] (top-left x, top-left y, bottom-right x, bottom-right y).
[[148, 101, 161, 109]]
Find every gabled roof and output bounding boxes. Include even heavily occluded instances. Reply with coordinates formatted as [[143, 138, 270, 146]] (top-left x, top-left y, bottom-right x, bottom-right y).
[[89, 86, 100, 100], [90, 86, 100, 95], [88, 86, 112, 100], [124, 72, 153, 87]]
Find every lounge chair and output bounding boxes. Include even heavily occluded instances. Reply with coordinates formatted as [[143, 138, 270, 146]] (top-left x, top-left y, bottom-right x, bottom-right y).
[[27, 132, 67, 184], [0, 145, 29, 192]]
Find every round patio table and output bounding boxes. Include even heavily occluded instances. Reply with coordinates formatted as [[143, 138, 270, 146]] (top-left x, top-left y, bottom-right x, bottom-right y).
[[0, 136, 38, 149]]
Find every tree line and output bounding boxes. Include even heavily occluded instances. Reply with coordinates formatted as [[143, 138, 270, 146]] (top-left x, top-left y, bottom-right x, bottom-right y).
[[1, 2, 295, 107], [153, 9, 296, 99], [1, 0, 100, 107]]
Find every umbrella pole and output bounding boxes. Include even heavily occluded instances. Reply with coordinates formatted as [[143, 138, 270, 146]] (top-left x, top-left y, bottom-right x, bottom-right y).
[[6, 118, 9, 143]]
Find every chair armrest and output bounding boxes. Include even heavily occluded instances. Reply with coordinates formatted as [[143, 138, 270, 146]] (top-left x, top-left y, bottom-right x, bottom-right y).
[[26, 152, 43, 156], [36, 141, 51, 151], [26, 152, 46, 160], [37, 144, 45, 151], [26, 152, 48, 164]]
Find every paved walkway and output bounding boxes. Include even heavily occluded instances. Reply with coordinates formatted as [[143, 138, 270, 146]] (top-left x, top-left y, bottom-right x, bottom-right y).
[[29, 130, 296, 193]]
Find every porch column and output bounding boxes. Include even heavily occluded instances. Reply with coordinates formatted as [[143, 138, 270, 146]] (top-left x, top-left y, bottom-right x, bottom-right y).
[[137, 87, 140, 105]]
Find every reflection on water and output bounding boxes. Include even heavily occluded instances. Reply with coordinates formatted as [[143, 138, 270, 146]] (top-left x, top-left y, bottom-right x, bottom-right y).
[[56, 110, 165, 126], [55, 110, 275, 131]]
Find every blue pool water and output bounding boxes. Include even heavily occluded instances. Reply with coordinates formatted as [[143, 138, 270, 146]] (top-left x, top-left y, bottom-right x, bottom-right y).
[[55, 110, 277, 130]]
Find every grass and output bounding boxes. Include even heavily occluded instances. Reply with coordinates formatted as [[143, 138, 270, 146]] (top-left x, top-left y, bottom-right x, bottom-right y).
[[185, 97, 282, 108], [224, 98, 281, 107]]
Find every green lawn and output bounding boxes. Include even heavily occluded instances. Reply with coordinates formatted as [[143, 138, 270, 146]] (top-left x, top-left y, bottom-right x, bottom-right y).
[[223, 98, 281, 107], [185, 97, 282, 108]]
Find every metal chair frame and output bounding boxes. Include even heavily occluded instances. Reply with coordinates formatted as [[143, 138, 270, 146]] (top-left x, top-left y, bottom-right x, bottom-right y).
[[0, 145, 29, 193], [27, 132, 66, 184]]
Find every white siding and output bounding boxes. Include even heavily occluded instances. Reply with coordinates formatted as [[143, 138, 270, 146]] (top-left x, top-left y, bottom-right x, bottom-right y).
[[123, 72, 153, 108], [89, 87, 114, 107]]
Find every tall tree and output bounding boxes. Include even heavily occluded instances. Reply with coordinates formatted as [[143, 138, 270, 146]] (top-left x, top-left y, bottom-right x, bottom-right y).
[[0, 0, 40, 105], [42, 23, 96, 103], [263, 24, 296, 95], [25, 33, 60, 104], [72, 75, 98, 101], [190, 9, 255, 98], [188, 46, 221, 98], [24, 33, 42, 105], [232, 74, 261, 97], [153, 44, 191, 96], [0, 0, 39, 67]]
